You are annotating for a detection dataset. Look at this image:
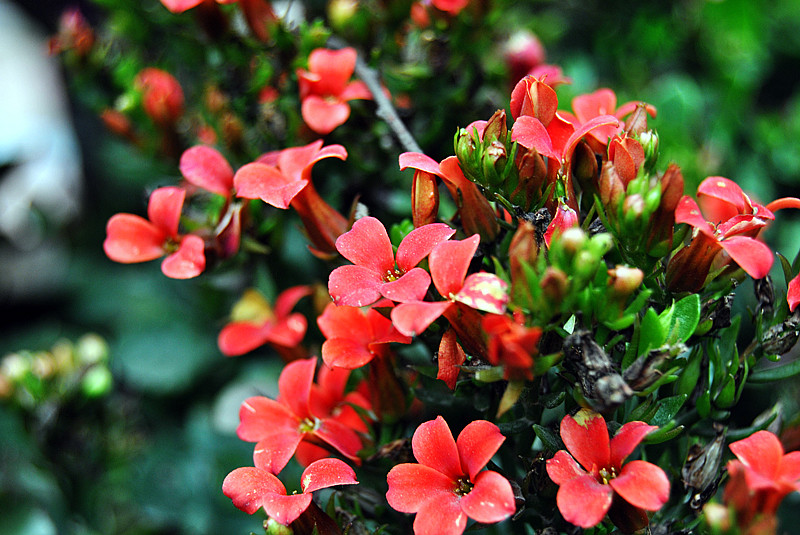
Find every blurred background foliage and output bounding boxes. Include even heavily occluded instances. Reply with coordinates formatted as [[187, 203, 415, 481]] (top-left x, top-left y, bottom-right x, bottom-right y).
[[2, 0, 800, 533]]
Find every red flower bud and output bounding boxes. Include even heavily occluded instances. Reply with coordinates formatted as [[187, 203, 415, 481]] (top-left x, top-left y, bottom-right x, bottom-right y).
[[135, 68, 184, 127]]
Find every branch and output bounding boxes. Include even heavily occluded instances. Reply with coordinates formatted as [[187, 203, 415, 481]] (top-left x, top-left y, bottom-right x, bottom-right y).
[[328, 36, 423, 154]]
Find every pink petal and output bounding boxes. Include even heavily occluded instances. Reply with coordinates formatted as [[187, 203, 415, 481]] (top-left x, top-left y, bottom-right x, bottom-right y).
[[412, 416, 463, 481], [104, 214, 166, 263], [380, 268, 432, 303], [510, 116, 558, 159], [279, 141, 347, 184], [340, 80, 373, 101], [179, 145, 233, 197], [396, 223, 456, 271], [314, 418, 364, 462], [159, 0, 204, 13], [161, 234, 205, 279], [328, 264, 385, 307], [545, 113, 577, 158], [335, 216, 395, 274], [301, 95, 351, 135], [307, 48, 357, 96], [262, 493, 314, 526], [719, 236, 774, 279], [697, 176, 748, 223], [460, 470, 516, 523], [788, 273, 800, 312], [730, 430, 784, 480], [556, 474, 613, 528], [317, 303, 373, 344], [300, 458, 358, 493], [274, 285, 312, 318], [609, 421, 657, 469], [413, 494, 467, 535], [561, 114, 620, 163], [561, 410, 610, 476], [546, 450, 587, 486], [454, 272, 509, 314], [436, 329, 465, 390], [399, 152, 442, 175], [147, 186, 185, 237], [267, 313, 308, 347], [610, 460, 670, 511], [277, 358, 316, 420], [456, 420, 505, 481], [222, 466, 286, 515], [429, 235, 480, 298], [233, 162, 307, 208], [674, 196, 716, 236], [572, 89, 617, 124], [254, 433, 305, 475], [386, 463, 457, 513], [321, 337, 375, 369], [237, 396, 298, 442], [390, 301, 453, 337], [218, 321, 273, 356]]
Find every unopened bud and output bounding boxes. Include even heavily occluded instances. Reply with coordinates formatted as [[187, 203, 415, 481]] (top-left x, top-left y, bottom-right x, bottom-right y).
[[638, 130, 659, 172], [77, 334, 109, 366], [659, 164, 685, 211], [556, 226, 587, 256], [482, 109, 508, 145], [412, 170, 440, 227], [624, 103, 652, 136], [540, 267, 568, 302], [571, 140, 598, 192], [598, 161, 625, 211], [608, 265, 644, 297], [622, 194, 645, 229], [81, 365, 113, 398], [483, 140, 508, 188], [509, 221, 540, 282]]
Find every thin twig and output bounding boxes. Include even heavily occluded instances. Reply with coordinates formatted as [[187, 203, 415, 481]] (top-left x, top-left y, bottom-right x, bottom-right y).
[[328, 36, 423, 154]]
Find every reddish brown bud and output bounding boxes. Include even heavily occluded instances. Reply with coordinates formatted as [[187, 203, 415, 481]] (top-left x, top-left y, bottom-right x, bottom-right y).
[[659, 164, 685, 211], [540, 267, 568, 302], [623, 103, 653, 136], [598, 161, 625, 211], [609, 135, 645, 185], [571, 139, 598, 192], [509, 221, 540, 283], [412, 170, 440, 227], [483, 109, 508, 143]]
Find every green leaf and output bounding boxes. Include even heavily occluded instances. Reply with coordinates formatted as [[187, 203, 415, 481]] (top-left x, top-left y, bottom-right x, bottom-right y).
[[638, 307, 665, 357], [650, 394, 688, 427], [662, 293, 701, 345], [533, 424, 563, 452], [748, 356, 800, 383]]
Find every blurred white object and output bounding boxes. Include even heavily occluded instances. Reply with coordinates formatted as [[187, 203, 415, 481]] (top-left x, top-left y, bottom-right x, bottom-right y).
[[0, 0, 82, 250]]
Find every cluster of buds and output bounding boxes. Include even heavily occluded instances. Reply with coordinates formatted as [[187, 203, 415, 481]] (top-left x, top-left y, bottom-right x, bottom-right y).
[[0, 334, 112, 408]]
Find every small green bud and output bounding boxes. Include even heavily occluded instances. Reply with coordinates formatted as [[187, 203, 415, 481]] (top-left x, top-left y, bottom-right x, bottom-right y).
[[81, 365, 113, 398], [76, 333, 109, 365]]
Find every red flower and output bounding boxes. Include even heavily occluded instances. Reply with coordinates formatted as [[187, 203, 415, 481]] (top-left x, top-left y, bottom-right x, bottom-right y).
[[103, 187, 205, 279], [546, 409, 670, 530], [386, 416, 516, 535], [135, 68, 184, 127], [218, 286, 311, 357], [723, 430, 800, 529], [180, 145, 235, 198], [318, 302, 410, 369], [667, 177, 775, 292], [543, 197, 579, 247], [328, 216, 455, 307], [567, 88, 656, 149], [390, 235, 509, 337], [297, 48, 373, 135], [236, 357, 366, 474], [223, 457, 357, 524], [788, 273, 800, 312], [482, 313, 542, 380]]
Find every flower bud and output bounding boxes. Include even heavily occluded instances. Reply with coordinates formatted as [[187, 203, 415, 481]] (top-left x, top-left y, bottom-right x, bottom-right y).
[[598, 161, 625, 212], [544, 199, 579, 247], [509, 221, 540, 283], [571, 140, 598, 193], [411, 169, 440, 227], [609, 135, 644, 186], [81, 365, 113, 398], [638, 129, 659, 172], [608, 265, 644, 297], [623, 103, 652, 136], [76, 334, 109, 365], [135, 68, 184, 127], [482, 109, 508, 145], [483, 140, 508, 188], [540, 267, 568, 303], [48, 8, 94, 57]]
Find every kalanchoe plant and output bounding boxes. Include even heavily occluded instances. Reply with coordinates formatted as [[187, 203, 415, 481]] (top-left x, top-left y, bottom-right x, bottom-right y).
[[46, 2, 800, 535]]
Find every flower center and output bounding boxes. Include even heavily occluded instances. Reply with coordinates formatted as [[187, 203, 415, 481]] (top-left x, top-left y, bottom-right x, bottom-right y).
[[454, 476, 474, 496], [298, 417, 319, 434], [599, 466, 617, 485], [383, 268, 404, 282]]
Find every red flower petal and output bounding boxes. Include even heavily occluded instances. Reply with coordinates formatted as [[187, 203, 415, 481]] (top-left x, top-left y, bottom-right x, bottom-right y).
[[780, 451, 800, 482], [460, 470, 516, 523], [340, 80, 373, 101], [335, 216, 395, 274], [222, 466, 286, 515], [390, 301, 453, 337], [609, 421, 657, 470], [697, 176, 748, 223], [159, 0, 204, 13], [161, 234, 205, 279], [556, 474, 613, 528], [280, 141, 348, 184], [546, 450, 587, 486], [610, 460, 670, 511], [104, 214, 166, 263], [572, 89, 617, 124], [380, 268, 432, 303], [730, 430, 783, 480], [263, 493, 314, 526], [719, 235, 774, 279], [300, 458, 358, 493], [314, 418, 364, 463], [788, 273, 800, 312], [675, 196, 715, 235], [429, 235, 480, 298], [328, 264, 385, 307], [456, 420, 505, 481], [238, 396, 298, 442], [147, 186, 185, 237], [179, 145, 233, 197], [233, 162, 307, 208], [308, 48, 357, 96], [412, 416, 463, 481], [321, 337, 375, 369], [561, 410, 610, 476], [317, 303, 372, 344], [396, 223, 456, 271], [218, 321, 273, 356], [268, 313, 308, 347], [254, 433, 305, 475], [454, 272, 509, 314], [510, 116, 558, 159], [413, 495, 467, 535], [561, 114, 620, 164], [278, 358, 316, 420], [386, 462, 457, 513], [399, 152, 441, 175], [436, 328, 465, 390], [301, 95, 351, 135], [274, 285, 312, 318]]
